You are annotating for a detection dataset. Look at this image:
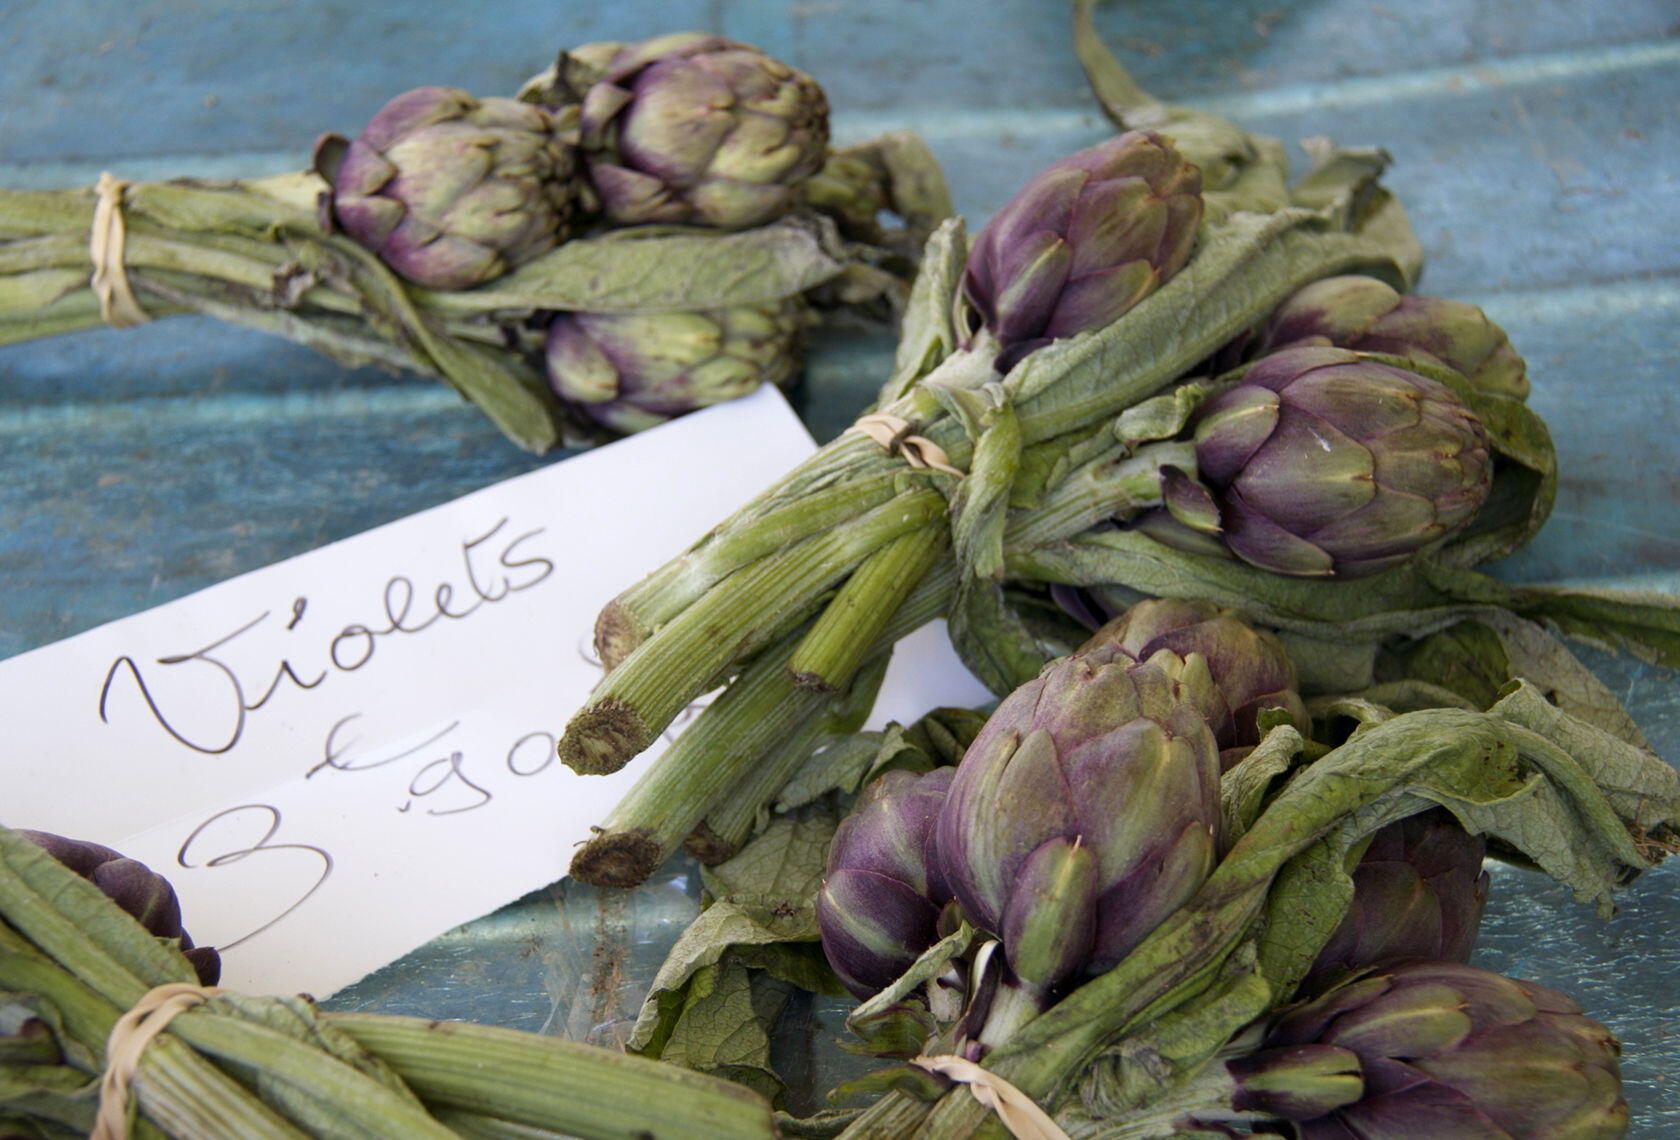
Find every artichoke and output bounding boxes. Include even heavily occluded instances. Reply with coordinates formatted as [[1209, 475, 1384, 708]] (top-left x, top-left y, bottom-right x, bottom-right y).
[[544, 299, 805, 434], [578, 33, 829, 229], [816, 768, 955, 999], [1255, 275, 1530, 401], [1078, 597, 1308, 755], [1192, 345, 1494, 578], [935, 647, 1221, 997], [20, 830, 220, 986], [1310, 808, 1490, 979], [317, 86, 582, 290], [1245, 959, 1627, 1139], [957, 129, 1203, 371]]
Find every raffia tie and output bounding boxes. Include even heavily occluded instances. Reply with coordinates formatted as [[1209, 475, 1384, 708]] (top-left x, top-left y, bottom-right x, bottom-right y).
[[912, 1054, 1072, 1140], [90, 171, 151, 329], [848, 413, 964, 478], [92, 982, 225, 1140]]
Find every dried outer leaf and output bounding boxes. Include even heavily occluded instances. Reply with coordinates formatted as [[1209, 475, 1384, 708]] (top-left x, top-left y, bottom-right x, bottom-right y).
[[1376, 610, 1649, 748], [629, 805, 841, 1060], [1003, 205, 1414, 447], [948, 575, 1060, 697], [1072, 0, 1276, 204], [843, 925, 977, 1059], [1490, 680, 1680, 850], [440, 214, 851, 315], [1373, 619, 1510, 710], [1276, 632, 1378, 695], [1421, 562, 1680, 670], [948, 392, 1021, 583], [1073, 944, 1272, 1120], [653, 961, 797, 1105], [1219, 725, 1306, 845], [1111, 380, 1216, 452], [878, 217, 967, 406], [872, 131, 958, 246]]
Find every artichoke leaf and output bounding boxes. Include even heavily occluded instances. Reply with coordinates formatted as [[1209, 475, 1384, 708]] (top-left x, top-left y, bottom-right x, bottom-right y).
[[1005, 206, 1414, 443], [445, 214, 851, 314]]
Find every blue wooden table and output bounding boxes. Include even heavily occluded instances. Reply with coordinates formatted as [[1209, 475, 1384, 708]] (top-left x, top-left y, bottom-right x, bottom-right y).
[[4, 0, 1679, 1132]]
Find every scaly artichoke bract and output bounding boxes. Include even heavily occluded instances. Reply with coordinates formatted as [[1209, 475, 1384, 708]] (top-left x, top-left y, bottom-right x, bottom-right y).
[[1193, 345, 1494, 578], [317, 87, 581, 290], [935, 647, 1220, 996], [1310, 808, 1490, 980], [817, 768, 955, 999], [20, 830, 220, 986], [1253, 959, 1627, 1139], [1078, 597, 1307, 755], [545, 299, 805, 434], [958, 129, 1203, 371], [579, 33, 829, 229], [1256, 275, 1530, 401]]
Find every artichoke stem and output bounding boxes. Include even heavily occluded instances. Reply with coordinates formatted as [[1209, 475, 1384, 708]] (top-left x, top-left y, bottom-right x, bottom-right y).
[[558, 488, 948, 775], [788, 524, 947, 692], [570, 570, 952, 888]]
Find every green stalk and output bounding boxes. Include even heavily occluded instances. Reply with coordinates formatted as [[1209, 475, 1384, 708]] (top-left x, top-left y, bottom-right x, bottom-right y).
[[329, 1013, 778, 1140], [165, 1011, 455, 1140], [598, 471, 904, 669], [687, 651, 892, 862], [571, 565, 954, 887], [788, 523, 947, 691], [560, 487, 948, 776], [1002, 440, 1192, 551], [570, 624, 829, 886]]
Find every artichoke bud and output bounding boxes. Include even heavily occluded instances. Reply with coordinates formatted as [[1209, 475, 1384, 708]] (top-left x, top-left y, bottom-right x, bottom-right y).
[[545, 298, 805, 434], [1258, 275, 1530, 401], [577, 33, 830, 230], [317, 86, 583, 290], [20, 831, 220, 986], [1079, 598, 1308, 752], [1264, 959, 1627, 1139], [817, 768, 955, 999], [999, 835, 1097, 994], [1310, 808, 1490, 979], [936, 647, 1222, 985], [957, 130, 1204, 371], [800, 149, 891, 243], [1225, 1044, 1364, 1121], [1192, 345, 1495, 579]]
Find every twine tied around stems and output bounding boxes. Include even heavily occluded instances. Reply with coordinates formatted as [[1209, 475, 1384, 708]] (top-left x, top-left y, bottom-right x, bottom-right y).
[[92, 982, 225, 1139], [848, 413, 964, 478], [90, 172, 151, 329], [911, 1054, 1072, 1140]]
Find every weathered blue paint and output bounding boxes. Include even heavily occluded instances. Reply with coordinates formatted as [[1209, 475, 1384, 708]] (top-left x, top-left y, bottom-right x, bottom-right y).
[[2, 1, 1677, 1131]]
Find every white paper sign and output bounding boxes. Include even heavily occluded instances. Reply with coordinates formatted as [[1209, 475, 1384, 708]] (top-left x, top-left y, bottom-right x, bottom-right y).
[[0, 388, 990, 997]]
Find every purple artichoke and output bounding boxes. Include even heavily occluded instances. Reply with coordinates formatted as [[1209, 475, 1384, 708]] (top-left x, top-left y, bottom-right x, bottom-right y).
[[1077, 597, 1308, 756], [545, 298, 804, 434], [20, 830, 220, 986], [935, 647, 1221, 996], [1248, 959, 1627, 1139], [1310, 809, 1490, 980], [1193, 346, 1494, 578], [578, 33, 829, 230], [817, 768, 955, 999], [1255, 275, 1530, 401], [958, 130, 1203, 371], [317, 87, 582, 290]]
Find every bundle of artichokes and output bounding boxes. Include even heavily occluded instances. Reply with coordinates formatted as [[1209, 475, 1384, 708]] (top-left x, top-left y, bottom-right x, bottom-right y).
[[0, 32, 952, 452], [558, 8, 1679, 899]]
